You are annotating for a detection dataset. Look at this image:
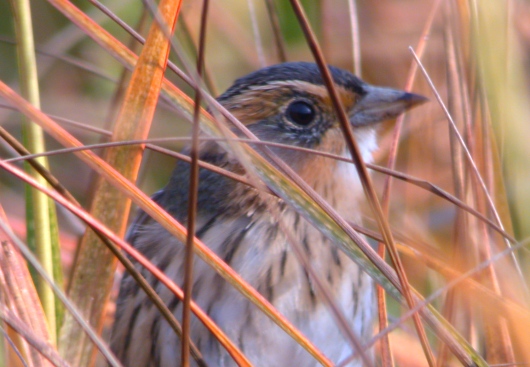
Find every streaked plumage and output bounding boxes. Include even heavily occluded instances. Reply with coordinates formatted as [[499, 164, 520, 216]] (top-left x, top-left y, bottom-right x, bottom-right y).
[[111, 62, 425, 366]]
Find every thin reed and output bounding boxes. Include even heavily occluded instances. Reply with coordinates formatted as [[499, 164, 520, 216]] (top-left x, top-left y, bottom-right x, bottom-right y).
[[1, 1, 529, 366]]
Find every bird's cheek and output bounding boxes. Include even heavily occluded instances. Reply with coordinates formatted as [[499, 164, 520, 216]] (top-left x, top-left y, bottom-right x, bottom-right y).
[[316, 127, 347, 156]]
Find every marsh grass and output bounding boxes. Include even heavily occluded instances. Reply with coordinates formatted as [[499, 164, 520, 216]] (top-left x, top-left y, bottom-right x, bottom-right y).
[[1, 0, 530, 366]]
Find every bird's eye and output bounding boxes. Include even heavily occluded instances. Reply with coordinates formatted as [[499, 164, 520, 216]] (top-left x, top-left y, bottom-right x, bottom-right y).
[[286, 101, 316, 126]]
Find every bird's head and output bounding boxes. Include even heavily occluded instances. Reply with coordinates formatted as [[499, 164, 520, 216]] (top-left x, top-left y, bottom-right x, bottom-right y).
[[181, 62, 426, 217], [217, 62, 426, 172]]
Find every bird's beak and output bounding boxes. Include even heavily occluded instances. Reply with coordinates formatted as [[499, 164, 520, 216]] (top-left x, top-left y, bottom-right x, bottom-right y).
[[350, 85, 428, 127]]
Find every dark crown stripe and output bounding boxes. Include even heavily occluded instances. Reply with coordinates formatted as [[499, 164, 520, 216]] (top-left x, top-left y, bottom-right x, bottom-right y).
[[218, 62, 366, 102]]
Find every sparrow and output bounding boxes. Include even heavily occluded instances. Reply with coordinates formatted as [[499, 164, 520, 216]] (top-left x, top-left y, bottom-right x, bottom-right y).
[[110, 61, 426, 366]]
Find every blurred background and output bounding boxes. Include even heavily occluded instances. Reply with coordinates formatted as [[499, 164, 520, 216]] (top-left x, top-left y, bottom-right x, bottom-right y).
[[2, 0, 530, 366]]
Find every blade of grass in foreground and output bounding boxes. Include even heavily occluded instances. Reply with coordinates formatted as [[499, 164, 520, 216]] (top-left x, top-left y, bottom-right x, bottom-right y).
[[0, 206, 52, 367], [9, 0, 62, 344], [59, 0, 183, 365]]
